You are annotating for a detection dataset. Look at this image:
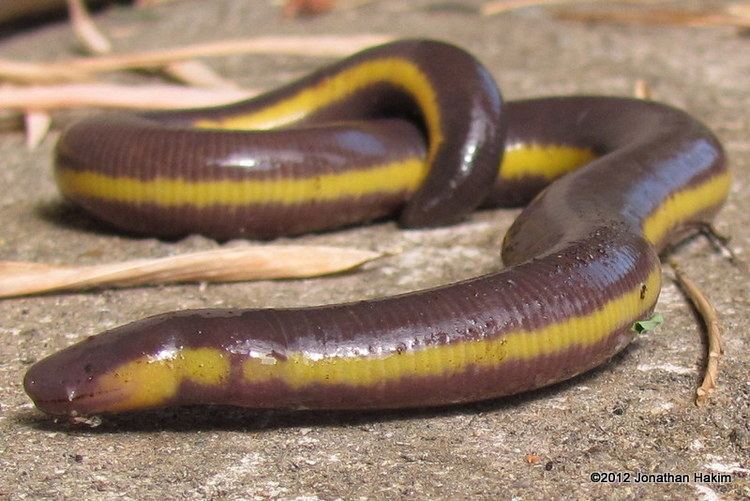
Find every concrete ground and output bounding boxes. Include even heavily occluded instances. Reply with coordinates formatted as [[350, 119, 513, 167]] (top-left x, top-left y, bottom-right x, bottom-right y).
[[0, 0, 748, 499]]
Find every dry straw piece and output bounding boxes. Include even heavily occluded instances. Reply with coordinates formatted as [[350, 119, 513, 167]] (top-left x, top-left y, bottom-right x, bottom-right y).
[[633, 79, 652, 100], [0, 84, 258, 111], [481, 0, 657, 16], [23, 110, 52, 148], [553, 3, 750, 28], [67, 0, 112, 55], [669, 261, 723, 407], [0, 34, 395, 84], [481, 0, 750, 29], [0, 245, 383, 298]]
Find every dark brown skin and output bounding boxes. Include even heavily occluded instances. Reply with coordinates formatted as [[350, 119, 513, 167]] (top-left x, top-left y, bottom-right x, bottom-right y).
[[24, 41, 729, 417], [55, 40, 504, 238]]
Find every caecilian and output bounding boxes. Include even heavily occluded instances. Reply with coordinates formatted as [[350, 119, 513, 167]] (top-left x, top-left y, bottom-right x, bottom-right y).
[[24, 40, 729, 416]]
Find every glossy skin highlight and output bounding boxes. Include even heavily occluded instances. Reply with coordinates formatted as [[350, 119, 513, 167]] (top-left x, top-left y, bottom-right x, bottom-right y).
[[24, 40, 729, 417]]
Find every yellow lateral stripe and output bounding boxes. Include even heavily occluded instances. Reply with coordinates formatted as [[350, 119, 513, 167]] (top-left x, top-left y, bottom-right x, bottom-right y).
[[94, 269, 659, 411], [57, 145, 599, 208], [194, 57, 444, 161], [642, 171, 731, 246], [56, 159, 427, 207], [500, 145, 595, 180], [239, 269, 661, 389], [96, 348, 230, 412]]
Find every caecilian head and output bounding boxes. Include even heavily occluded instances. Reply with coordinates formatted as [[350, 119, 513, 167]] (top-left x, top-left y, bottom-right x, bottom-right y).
[[23, 311, 235, 417]]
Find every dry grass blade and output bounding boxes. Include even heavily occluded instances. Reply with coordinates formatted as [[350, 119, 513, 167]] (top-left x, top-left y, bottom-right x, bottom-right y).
[[0, 59, 84, 85], [483, 0, 750, 28], [481, 0, 657, 16], [483, 0, 580, 16], [23, 110, 52, 148], [70, 34, 396, 68], [67, 0, 112, 55], [161, 60, 240, 89], [0, 84, 258, 111], [669, 261, 723, 407], [633, 79, 652, 100], [555, 7, 750, 28], [0, 245, 383, 298], [0, 34, 394, 84]]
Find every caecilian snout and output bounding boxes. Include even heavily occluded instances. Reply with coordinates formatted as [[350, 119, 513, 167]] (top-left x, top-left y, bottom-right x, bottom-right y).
[[23, 343, 101, 416]]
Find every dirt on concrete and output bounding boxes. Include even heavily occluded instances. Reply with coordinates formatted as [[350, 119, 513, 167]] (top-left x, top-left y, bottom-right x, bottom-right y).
[[0, 0, 748, 499]]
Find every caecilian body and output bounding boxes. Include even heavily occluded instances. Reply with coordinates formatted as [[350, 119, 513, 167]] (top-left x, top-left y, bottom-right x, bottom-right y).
[[24, 40, 729, 417]]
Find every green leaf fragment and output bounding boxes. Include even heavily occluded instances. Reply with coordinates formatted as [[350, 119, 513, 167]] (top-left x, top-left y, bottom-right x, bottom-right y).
[[632, 313, 664, 334]]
